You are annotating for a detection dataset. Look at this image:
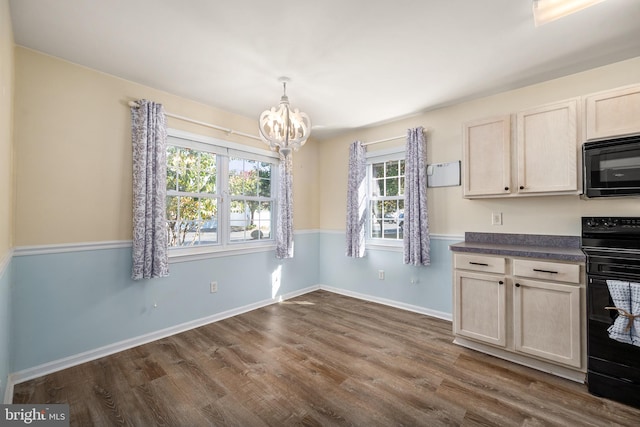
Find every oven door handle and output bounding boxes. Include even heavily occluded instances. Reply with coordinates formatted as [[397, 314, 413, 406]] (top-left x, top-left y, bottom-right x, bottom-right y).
[[533, 268, 558, 274]]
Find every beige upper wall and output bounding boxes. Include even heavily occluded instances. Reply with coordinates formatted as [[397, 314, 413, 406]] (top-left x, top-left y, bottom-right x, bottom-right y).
[[11, 44, 640, 246], [319, 56, 640, 236], [0, 0, 14, 261], [13, 47, 319, 246]]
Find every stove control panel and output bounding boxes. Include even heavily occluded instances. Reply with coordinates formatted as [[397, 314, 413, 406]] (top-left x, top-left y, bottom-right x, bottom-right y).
[[582, 217, 640, 232]]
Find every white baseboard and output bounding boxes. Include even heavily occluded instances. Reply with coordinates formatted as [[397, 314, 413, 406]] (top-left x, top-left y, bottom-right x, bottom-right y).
[[319, 284, 452, 322], [3, 375, 13, 404], [7, 285, 320, 395]]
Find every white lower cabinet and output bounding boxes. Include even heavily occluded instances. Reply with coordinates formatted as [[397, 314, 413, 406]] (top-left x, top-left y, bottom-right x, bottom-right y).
[[453, 253, 585, 376], [513, 278, 582, 368], [454, 270, 506, 347]]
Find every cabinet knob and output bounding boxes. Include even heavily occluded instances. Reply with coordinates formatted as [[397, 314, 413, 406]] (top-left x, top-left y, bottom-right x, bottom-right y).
[[498, 280, 504, 285], [515, 283, 521, 287], [504, 187, 509, 191], [519, 186, 525, 190]]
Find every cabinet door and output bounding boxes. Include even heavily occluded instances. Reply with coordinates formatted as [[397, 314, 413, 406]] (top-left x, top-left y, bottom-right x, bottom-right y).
[[513, 279, 581, 368], [585, 84, 640, 140], [454, 271, 506, 347], [516, 99, 579, 194], [463, 116, 511, 197]]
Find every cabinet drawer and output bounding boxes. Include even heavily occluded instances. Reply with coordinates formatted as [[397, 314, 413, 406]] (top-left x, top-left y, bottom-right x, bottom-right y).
[[455, 254, 506, 274], [513, 259, 580, 284]]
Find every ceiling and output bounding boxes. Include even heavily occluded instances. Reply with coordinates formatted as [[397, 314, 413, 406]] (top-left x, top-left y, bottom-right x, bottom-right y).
[[8, 0, 640, 140]]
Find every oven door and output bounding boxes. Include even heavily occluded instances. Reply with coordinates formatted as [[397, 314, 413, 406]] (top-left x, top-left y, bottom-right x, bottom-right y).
[[587, 275, 640, 381], [583, 136, 640, 198]]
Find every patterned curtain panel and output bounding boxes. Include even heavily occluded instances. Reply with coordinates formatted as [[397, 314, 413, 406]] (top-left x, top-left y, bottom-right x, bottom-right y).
[[403, 127, 430, 266], [345, 141, 367, 258], [131, 100, 170, 279], [276, 152, 294, 259]]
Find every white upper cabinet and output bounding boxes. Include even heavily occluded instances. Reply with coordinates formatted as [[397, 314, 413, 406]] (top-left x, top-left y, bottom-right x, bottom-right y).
[[463, 115, 511, 197], [463, 98, 580, 198], [516, 99, 579, 194], [585, 84, 640, 141]]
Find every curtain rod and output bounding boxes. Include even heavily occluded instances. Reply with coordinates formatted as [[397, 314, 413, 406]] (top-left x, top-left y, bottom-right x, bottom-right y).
[[362, 135, 405, 146], [127, 101, 262, 141], [361, 128, 425, 146]]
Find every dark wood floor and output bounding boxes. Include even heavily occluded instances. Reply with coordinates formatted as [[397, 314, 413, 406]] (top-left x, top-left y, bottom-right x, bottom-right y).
[[13, 290, 640, 426]]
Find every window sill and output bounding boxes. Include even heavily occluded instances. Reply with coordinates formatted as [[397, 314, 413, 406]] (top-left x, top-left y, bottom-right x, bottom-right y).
[[366, 241, 403, 253], [168, 242, 276, 263]]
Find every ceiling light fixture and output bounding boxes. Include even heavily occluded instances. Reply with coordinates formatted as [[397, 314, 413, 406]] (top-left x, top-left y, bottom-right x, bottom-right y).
[[532, 0, 607, 26], [258, 77, 311, 157]]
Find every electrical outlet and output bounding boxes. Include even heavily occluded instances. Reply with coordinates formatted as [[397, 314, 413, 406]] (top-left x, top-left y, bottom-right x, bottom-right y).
[[210, 281, 218, 293], [492, 212, 503, 226], [378, 270, 385, 280]]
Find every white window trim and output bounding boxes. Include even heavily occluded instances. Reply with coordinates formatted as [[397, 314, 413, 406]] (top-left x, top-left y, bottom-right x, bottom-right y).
[[365, 242, 404, 253], [168, 128, 279, 160], [366, 147, 405, 249], [365, 146, 405, 161], [166, 128, 279, 261], [168, 241, 276, 263]]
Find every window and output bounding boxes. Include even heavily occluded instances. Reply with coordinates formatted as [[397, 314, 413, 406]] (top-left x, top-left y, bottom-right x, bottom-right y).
[[166, 146, 219, 246], [368, 153, 405, 243], [165, 130, 278, 257], [228, 158, 273, 242]]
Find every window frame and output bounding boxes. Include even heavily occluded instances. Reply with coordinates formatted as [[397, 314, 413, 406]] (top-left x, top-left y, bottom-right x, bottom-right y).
[[227, 155, 276, 244], [166, 129, 279, 262], [366, 147, 406, 251]]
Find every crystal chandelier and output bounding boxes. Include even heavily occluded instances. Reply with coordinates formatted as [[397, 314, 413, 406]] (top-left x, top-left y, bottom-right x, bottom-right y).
[[258, 77, 311, 157]]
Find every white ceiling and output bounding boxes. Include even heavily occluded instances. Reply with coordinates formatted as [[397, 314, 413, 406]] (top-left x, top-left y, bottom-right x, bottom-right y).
[[8, 0, 640, 140]]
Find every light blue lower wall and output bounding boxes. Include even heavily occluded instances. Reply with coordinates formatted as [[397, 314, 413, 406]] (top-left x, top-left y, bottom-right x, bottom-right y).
[[0, 255, 12, 396], [319, 232, 461, 317], [11, 233, 319, 372], [9, 231, 457, 377]]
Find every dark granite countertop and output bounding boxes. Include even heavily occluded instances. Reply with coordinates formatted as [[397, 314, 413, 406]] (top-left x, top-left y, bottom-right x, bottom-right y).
[[449, 232, 585, 262]]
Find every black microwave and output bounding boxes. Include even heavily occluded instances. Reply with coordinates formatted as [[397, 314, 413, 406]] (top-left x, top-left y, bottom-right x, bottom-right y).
[[583, 135, 640, 198]]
